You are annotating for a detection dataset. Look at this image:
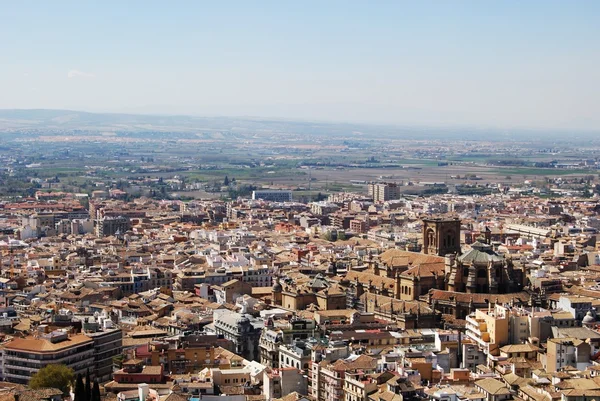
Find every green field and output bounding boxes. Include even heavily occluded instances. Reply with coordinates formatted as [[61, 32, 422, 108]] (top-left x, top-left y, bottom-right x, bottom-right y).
[[491, 167, 595, 176]]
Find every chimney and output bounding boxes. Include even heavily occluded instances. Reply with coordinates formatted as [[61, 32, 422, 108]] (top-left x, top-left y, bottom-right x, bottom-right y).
[[138, 384, 149, 401]]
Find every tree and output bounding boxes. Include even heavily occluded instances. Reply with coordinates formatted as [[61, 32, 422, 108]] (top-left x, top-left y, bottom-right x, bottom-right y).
[[30, 364, 75, 396], [91, 380, 101, 401], [113, 354, 125, 369], [74, 373, 86, 401], [85, 369, 92, 401], [223, 175, 230, 186]]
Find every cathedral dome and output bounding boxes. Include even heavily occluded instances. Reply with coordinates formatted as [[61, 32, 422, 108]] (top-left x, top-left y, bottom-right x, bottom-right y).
[[458, 241, 504, 265], [583, 311, 596, 325]]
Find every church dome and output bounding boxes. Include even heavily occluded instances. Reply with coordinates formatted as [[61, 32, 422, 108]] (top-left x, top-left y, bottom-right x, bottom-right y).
[[272, 279, 282, 293], [308, 274, 328, 290], [583, 311, 596, 325], [458, 241, 504, 265]]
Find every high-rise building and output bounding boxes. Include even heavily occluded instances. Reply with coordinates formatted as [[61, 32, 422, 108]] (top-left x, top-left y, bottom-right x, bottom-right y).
[[368, 183, 400, 203]]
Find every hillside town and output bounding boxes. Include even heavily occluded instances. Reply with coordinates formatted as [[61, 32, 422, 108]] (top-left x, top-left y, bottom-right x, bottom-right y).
[[0, 187, 600, 401]]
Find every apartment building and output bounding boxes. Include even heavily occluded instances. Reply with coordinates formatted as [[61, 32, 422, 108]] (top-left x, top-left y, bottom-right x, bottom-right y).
[[259, 317, 316, 368], [465, 306, 509, 357], [101, 267, 173, 296], [311, 355, 377, 401], [263, 367, 308, 401], [543, 337, 591, 372], [2, 329, 95, 384], [106, 359, 167, 394], [252, 190, 293, 202], [212, 310, 263, 362], [497, 304, 554, 344], [96, 216, 131, 237], [279, 340, 312, 372], [557, 296, 595, 322], [175, 264, 271, 292], [344, 372, 378, 401], [368, 183, 401, 203], [82, 314, 123, 383], [310, 201, 340, 216], [350, 219, 369, 234], [147, 334, 234, 374]]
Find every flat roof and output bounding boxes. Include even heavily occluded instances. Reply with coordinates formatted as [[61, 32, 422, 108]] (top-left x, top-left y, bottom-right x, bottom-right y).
[[5, 333, 93, 353]]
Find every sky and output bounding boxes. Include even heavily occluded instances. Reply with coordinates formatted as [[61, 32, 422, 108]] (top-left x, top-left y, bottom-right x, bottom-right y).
[[1, 1, 599, 131]]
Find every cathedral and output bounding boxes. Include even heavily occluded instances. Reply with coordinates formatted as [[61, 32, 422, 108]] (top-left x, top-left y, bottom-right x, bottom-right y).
[[422, 217, 522, 294], [445, 238, 520, 294], [343, 216, 524, 321]]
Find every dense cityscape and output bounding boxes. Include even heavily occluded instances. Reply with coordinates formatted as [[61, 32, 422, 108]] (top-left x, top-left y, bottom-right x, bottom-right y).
[[1, 111, 600, 401], [2, 2, 600, 401]]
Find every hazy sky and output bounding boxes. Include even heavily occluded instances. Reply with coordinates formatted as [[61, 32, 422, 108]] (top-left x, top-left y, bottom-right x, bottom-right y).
[[1, 1, 599, 130]]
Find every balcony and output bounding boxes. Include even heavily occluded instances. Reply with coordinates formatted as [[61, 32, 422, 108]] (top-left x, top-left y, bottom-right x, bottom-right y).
[[465, 332, 491, 350], [4, 364, 39, 373], [4, 372, 32, 381], [466, 316, 487, 332], [5, 356, 43, 365]]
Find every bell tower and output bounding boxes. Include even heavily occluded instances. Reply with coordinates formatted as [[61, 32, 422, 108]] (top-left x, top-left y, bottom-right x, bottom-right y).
[[422, 217, 461, 256]]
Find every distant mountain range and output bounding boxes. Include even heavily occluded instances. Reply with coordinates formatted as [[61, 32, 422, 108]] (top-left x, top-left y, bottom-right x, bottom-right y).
[[0, 109, 595, 141], [0, 108, 389, 136]]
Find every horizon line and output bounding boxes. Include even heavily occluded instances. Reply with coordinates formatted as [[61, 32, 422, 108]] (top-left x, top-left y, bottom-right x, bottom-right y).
[[1, 107, 599, 134]]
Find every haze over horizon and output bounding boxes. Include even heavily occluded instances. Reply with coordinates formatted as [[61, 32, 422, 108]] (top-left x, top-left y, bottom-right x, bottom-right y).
[[2, 1, 599, 131]]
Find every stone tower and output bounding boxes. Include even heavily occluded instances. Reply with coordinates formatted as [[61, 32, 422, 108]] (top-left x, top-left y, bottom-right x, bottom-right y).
[[272, 278, 283, 306], [422, 217, 461, 256]]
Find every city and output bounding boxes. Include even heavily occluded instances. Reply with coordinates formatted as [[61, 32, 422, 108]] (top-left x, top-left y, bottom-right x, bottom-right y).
[[1, 2, 600, 401], [1, 150, 600, 401]]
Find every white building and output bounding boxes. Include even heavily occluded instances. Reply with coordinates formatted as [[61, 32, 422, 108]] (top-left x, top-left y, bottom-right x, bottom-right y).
[[263, 367, 308, 401], [252, 190, 293, 202]]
